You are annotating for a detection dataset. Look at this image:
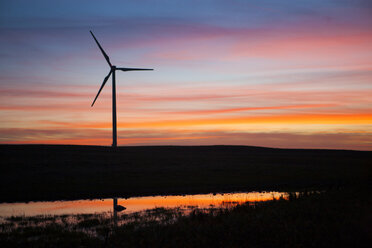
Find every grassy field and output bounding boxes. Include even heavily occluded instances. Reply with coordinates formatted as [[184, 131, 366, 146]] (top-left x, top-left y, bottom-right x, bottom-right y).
[[1, 186, 371, 247], [0, 145, 371, 202]]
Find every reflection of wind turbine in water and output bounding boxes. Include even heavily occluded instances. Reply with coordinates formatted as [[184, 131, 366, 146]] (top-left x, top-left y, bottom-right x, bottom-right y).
[[90, 31, 153, 148], [113, 198, 126, 226]]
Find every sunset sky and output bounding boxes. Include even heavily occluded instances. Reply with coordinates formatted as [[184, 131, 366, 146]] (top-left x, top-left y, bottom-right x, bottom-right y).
[[0, 0, 371, 150]]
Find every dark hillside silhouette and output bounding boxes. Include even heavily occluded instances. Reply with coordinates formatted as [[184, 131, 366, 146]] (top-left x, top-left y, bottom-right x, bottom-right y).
[[0, 145, 370, 203]]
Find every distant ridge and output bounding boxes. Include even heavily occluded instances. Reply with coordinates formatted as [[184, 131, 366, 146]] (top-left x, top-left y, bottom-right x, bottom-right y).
[[0, 144, 368, 152]]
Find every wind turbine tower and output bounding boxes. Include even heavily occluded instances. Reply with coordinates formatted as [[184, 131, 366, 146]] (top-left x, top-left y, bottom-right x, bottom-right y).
[[90, 31, 153, 148]]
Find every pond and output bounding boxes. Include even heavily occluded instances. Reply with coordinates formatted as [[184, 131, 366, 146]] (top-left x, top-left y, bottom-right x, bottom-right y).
[[0, 191, 288, 218]]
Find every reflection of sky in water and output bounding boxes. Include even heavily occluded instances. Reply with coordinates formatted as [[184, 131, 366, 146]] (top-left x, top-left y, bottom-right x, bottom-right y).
[[0, 192, 288, 217]]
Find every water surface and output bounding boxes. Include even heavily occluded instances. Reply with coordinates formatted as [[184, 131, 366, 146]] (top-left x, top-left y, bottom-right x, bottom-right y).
[[0, 191, 288, 217]]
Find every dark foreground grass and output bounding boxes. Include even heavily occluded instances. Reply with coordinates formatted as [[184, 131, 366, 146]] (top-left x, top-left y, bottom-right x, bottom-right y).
[[0, 145, 371, 202], [1, 185, 371, 248]]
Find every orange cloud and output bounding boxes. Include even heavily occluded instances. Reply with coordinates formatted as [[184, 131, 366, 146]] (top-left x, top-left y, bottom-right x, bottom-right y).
[[42, 113, 372, 129]]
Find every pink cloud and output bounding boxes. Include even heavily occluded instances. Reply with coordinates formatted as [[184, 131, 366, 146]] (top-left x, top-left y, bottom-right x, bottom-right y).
[[231, 32, 372, 59], [166, 104, 337, 115], [137, 20, 372, 65]]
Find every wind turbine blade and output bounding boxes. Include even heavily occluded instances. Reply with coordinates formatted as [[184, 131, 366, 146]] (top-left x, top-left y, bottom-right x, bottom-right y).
[[116, 68, 153, 71], [91, 70, 112, 107], [90, 31, 112, 67]]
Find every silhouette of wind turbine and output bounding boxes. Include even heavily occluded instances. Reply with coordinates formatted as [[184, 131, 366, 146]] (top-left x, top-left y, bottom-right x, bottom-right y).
[[90, 31, 153, 148]]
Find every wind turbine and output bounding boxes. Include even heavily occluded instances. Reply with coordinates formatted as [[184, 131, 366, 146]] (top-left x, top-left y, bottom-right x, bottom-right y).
[[90, 31, 153, 148]]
